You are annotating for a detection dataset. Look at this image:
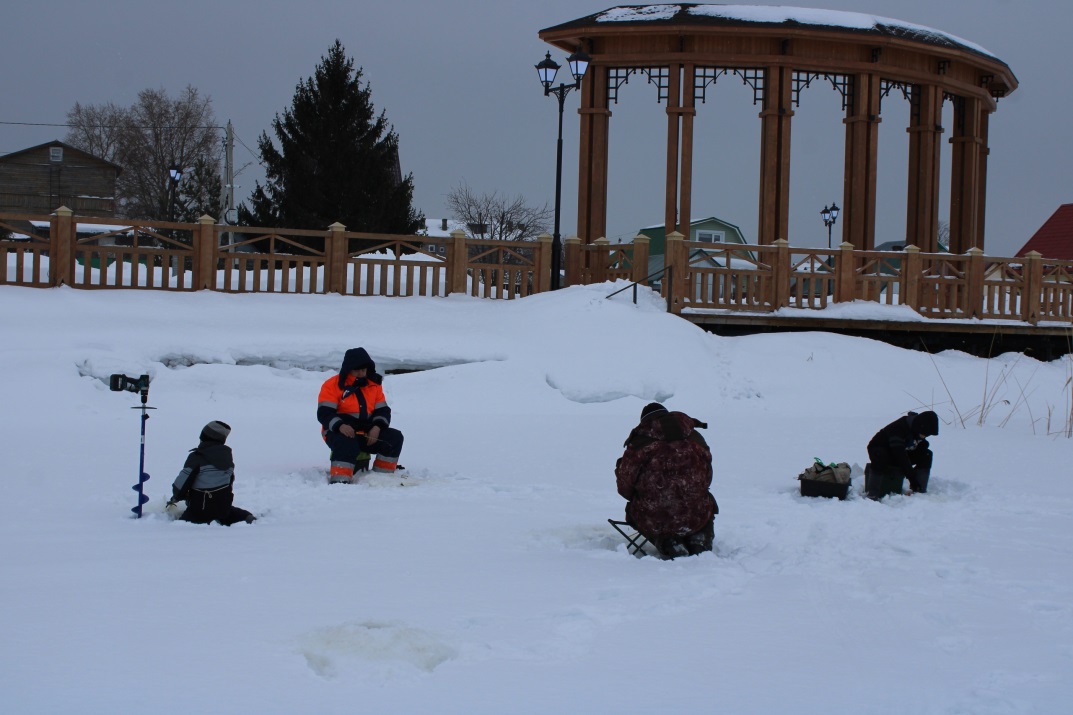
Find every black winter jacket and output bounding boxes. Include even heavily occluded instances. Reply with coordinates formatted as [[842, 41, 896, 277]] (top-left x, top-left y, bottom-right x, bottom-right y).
[[172, 441, 235, 498], [867, 410, 938, 475]]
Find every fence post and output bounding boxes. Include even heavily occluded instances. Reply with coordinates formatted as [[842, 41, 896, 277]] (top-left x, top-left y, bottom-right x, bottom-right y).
[[449, 229, 468, 295], [903, 245, 922, 311], [965, 247, 985, 319], [535, 233, 553, 293], [196, 215, 216, 290], [327, 222, 347, 294], [592, 237, 610, 284], [631, 235, 650, 284], [50, 206, 74, 287], [1022, 250, 1042, 325], [564, 236, 581, 286], [834, 242, 856, 302], [772, 239, 790, 308], [665, 231, 686, 313]]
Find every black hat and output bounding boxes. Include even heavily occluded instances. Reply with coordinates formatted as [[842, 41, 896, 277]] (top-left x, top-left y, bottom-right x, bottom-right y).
[[641, 402, 668, 420], [911, 410, 939, 437], [200, 420, 231, 443]]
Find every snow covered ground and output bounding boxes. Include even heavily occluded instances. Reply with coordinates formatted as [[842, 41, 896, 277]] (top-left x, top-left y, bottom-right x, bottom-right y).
[[1, 283, 1071, 714]]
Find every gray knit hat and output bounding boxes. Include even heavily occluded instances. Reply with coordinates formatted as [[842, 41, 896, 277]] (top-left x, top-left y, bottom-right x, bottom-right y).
[[200, 420, 232, 443]]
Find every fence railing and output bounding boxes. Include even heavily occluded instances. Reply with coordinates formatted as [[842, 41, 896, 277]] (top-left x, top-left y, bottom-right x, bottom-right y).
[[0, 208, 551, 300], [582, 232, 1073, 325], [3, 210, 1071, 325]]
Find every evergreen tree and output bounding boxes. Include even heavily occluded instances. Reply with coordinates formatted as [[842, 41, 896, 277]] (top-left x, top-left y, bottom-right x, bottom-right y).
[[242, 40, 422, 235]]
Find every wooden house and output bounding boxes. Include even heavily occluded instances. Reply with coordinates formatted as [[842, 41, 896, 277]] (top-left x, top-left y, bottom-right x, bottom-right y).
[[0, 140, 120, 216]]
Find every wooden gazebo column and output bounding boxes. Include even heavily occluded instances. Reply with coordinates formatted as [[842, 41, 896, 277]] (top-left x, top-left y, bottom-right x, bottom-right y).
[[577, 64, 611, 244], [949, 95, 990, 253], [664, 63, 683, 235], [842, 72, 881, 250], [677, 63, 697, 237], [905, 83, 944, 253], [663, 62, 698, 238], [757, 65, 793, 244], [974, 109, 991, 250]]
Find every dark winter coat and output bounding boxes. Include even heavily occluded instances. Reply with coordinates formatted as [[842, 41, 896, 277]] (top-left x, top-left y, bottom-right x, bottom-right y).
[[172, 442, 235, 495], [615, 410, 716, 539], [867, 410, 939, 476], [171, 438, 253, 526]]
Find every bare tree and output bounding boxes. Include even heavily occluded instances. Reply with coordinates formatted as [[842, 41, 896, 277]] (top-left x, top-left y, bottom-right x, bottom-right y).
[[938, 219, 950, 252], [65, 101, 128, 164], [175, 156, 223, 223], [446, 182, 552, 241], [66, 86, 222, 221]]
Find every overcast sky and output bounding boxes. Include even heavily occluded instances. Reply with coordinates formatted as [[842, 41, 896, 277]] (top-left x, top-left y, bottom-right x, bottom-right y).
[[3, 1, 1066, 256]]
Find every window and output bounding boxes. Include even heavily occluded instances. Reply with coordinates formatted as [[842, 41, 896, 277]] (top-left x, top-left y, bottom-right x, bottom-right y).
[[49, 147, 63, 162], [696, 230, 725, 243]]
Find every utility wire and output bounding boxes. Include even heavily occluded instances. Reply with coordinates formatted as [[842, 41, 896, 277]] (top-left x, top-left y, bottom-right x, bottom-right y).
[[0, 120, 224, 130]]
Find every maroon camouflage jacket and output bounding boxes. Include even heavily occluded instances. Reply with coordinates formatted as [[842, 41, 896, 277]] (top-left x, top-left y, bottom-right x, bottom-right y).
[[615, 411, 715, 538]]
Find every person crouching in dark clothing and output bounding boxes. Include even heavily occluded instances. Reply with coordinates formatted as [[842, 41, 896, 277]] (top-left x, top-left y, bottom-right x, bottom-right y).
[[169, 421, 255, 525], [615, 403, 718, 558], [866, 410, 939, 499]]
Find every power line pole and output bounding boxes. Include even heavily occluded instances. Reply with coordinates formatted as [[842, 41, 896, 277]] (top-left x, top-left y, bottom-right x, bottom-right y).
[[223, 120, 236, 243]]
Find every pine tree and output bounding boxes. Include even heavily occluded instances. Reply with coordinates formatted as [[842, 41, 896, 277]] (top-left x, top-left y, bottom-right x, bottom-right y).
[[242, 40, 423, 235]]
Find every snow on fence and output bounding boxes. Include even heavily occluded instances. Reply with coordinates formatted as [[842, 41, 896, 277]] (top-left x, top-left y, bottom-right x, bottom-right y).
[[3, 209, 1072, 324]]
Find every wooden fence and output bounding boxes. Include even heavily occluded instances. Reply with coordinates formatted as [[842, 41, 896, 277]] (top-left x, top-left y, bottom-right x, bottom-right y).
[[3, 210, 1072, 325], [0, 208, 552, 299], [580, 232, 1073, 326]]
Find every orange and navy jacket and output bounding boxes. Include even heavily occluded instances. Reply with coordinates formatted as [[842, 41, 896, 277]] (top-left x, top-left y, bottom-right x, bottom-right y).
[[317, 374, 391, 438]]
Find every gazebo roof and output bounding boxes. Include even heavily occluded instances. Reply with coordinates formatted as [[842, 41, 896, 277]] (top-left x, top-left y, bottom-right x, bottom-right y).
[[545, 4, 990, 55], [542, 4, 1015, 89]]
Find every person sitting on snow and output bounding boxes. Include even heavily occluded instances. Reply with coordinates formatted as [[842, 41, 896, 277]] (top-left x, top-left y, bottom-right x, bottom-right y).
[[317, 347, 404, 484], [865, 410, 939, 499], [168, 420, 256, 525], [615, 403, 718, 558]]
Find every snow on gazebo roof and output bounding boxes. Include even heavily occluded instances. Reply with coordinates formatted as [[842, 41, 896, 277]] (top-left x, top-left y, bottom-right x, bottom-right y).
[[545, 4, 997, 60]]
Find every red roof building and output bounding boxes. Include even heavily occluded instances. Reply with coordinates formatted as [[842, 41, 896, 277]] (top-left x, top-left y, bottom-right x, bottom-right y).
[[1016, 204, 1073, 259]]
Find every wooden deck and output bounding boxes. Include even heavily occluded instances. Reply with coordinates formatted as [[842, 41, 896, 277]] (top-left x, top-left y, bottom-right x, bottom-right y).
[[682, 310, 1072, 360]]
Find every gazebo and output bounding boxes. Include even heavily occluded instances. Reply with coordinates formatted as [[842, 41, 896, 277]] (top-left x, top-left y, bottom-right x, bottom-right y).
[[539, 4, 1017, 254]]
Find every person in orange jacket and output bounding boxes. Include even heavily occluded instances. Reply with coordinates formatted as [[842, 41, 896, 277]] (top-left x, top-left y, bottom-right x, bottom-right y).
[[317, 347, 404, 483]]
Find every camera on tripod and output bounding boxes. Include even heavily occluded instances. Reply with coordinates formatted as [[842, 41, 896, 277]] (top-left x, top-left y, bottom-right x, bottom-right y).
[[109, 373, 150, 394]]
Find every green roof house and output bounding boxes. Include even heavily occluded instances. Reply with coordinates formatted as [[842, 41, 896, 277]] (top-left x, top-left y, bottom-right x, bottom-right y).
[[639, 216, 747, 254], [638, 216, 750, 278]]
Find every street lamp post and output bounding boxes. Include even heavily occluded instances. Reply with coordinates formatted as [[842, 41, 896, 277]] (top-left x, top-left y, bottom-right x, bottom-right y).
[[820, 202, 840, 249], [167, 163, 183, 222], [535, 48, 590, 290]]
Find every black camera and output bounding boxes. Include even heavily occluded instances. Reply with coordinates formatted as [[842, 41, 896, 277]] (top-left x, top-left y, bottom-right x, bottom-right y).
[[109, 373, 150, 394]]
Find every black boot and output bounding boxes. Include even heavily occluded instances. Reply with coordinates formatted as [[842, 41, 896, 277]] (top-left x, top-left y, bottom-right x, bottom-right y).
[[909, 467, 930, 494]]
